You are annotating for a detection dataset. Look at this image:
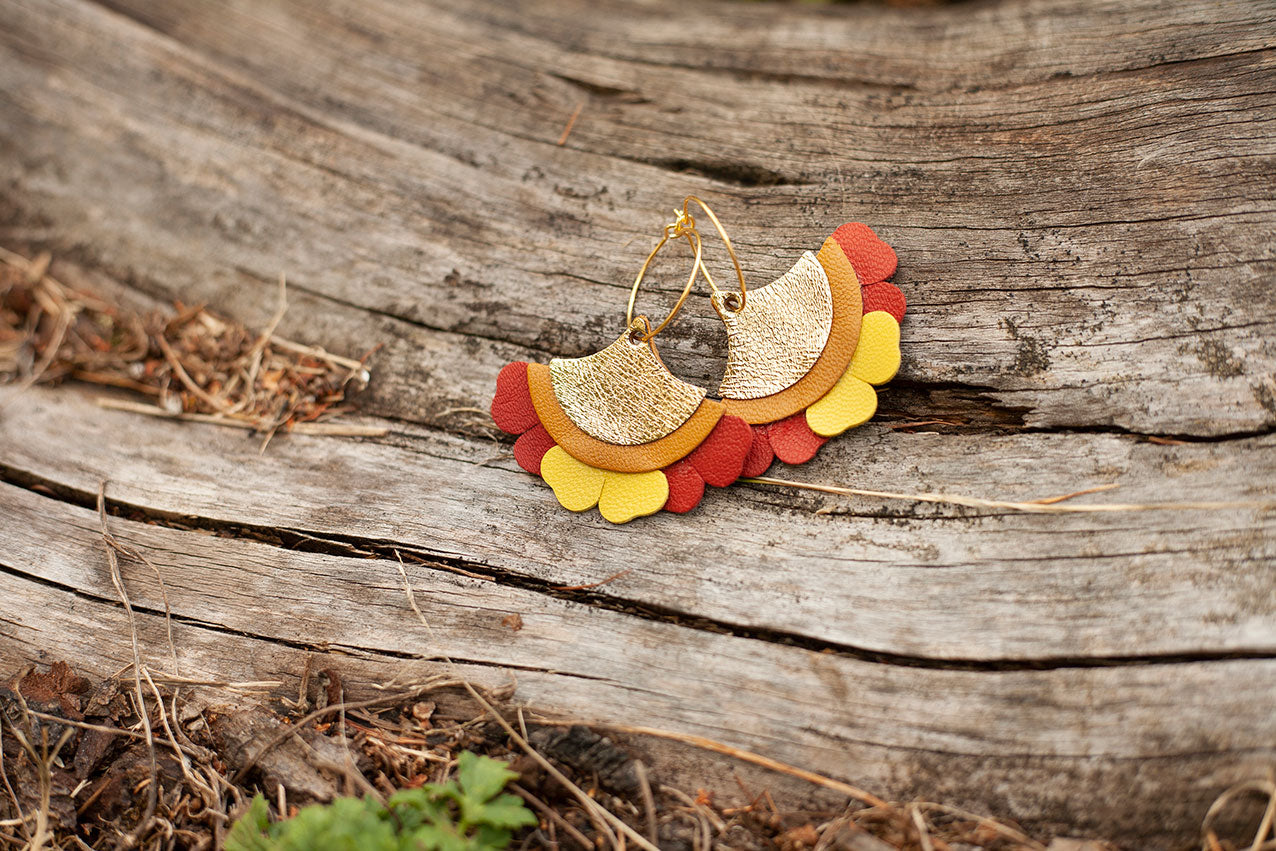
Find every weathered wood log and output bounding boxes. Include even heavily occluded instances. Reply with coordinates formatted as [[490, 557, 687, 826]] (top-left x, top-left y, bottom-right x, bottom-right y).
[[1, 0, 1274, 846]]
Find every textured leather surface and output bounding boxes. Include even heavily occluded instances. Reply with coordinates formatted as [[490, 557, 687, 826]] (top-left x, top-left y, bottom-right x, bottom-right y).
[[685, 415, 753, 487], [528, 363, 725, 472], [490, 361, 540, 434], [548, 328, 705, 445], [539, 446, 669, 523], [763, 412, 829, 465], [512, 423, 556, 475], [661, 459, 705, 514], [806, 372, 878, 437], [539, 446, 606, 511], [598, 469, 669, 523], [849, 311, 901, 385], [741, 426, 776, 477], [806, 311, 899, 437], [721, 236, 863, 425], [715, 251, 834, 400], [861, 280, 906, 321], [831, 222, 897, 286]]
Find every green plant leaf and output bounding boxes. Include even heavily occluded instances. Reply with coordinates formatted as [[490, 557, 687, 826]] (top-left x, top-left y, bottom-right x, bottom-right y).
[[271, 797, 399, 851], [461, 794, 539, 830], [475, 824, 516, 849], [456, 751, 520, 803], [407, 822, 472, 851], [225, 795, 273, 851], [222, 752, 532, 851], [388, 786, 453, 831]]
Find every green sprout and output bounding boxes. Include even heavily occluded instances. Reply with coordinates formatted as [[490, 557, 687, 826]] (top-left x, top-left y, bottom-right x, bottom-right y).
[[226, 751, 538, 851]]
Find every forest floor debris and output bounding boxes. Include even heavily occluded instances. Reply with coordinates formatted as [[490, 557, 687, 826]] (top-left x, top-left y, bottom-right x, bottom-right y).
[[0, 660, 1154, 851], [0, 247, 381, 443]]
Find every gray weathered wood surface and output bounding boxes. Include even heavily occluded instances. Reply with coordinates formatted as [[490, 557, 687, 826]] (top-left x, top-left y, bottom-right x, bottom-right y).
[[1, 0, 1274, 845]]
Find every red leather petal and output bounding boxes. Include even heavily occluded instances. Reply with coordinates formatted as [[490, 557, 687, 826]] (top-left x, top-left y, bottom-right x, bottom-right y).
[[861, 281, 906, 322], [662, 460, 706, 514], [686, 415, 752, 487], [832, 223, 897, 286], [764, 413, 829, 466], [741, 425, 775, 478], [512, 424, 556, 475], [491, 361, 539, 435]]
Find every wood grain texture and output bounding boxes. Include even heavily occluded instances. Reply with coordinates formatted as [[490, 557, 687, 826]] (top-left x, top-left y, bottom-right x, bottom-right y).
[[1, 475, 1274, 845], [1, 0, 1274, 844]]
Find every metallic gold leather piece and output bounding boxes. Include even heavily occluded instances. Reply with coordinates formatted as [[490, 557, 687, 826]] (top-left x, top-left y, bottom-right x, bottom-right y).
[[548, 327, 705, 445], [529, 362, 725, 472], [720, 237, 863, 425], [714, 251, 834, 400]]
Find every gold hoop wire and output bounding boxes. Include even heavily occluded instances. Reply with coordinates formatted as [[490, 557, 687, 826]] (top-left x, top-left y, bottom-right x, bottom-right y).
[[680, 195, 747, 310], [624, 196, 748, 340], [625, 211, 704, 341]]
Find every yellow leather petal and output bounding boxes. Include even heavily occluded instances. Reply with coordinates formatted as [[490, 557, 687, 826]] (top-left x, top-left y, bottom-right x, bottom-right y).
[[539, 446, 605, 512], [849, 311, 901, 386], [598, 470, 669, 524], [805, 371, 878, 437]]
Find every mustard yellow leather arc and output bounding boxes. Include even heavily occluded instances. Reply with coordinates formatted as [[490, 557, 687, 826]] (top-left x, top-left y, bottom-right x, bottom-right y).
[[528, 363, 725, 473], [721, 236, 863, 425]]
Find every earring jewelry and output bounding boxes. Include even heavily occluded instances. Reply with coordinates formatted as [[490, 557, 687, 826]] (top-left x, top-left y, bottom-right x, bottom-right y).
[[491, 197, 905, 522], [685, 198, 906, 475], [490, 209, 753, 523]]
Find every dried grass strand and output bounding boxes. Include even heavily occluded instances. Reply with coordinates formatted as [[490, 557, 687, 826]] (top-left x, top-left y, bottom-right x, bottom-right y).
[[94, 397, 388, 436], [744, 476, 1276, 514], [534, 720, 887, 810], [98, 482, 159, 846]]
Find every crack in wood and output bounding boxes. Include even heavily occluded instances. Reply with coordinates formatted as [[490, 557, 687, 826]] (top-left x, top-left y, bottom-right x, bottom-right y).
[[4, 462, 1272, 673], [0, 557, 610, 682]]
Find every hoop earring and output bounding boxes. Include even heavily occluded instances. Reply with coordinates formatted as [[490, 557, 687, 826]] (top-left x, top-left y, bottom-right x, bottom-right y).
[[684, 196, 907, 473], [490, 209, 752, 523]]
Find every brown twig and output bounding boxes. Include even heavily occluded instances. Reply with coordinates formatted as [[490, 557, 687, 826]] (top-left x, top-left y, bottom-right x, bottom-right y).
[[533, 719, 887, 810], [228, 687, 458, 785], [511, 784, 593, 851], [634, 760, 658, 847], [557, 102, 584, 145]]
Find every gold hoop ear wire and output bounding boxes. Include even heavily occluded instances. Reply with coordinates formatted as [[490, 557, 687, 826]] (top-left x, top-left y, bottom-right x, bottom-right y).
[[625, 196, 748, 341], [625, 210, 705, 342], [680, 195, 747, 312]]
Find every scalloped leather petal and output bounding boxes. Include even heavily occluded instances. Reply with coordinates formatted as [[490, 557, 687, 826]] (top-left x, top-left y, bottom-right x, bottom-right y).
[[598, 471, 669, 524], [491, 361, 539, 435], [832, 223, 896, 286], [686, 415, 752, 488], [513, 424, 556, 475], [850, 311, 901, 386], [662, 460, 706, 514], [861, 281, 906, 322], [540, 446, 605, 512], [764, 413, 829, 465], [741, 426, 775, 477], [806, 372, 878, 437]]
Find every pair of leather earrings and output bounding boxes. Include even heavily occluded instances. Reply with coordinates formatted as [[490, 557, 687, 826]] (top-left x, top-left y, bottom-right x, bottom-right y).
[[491, 197, 906, 523]]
